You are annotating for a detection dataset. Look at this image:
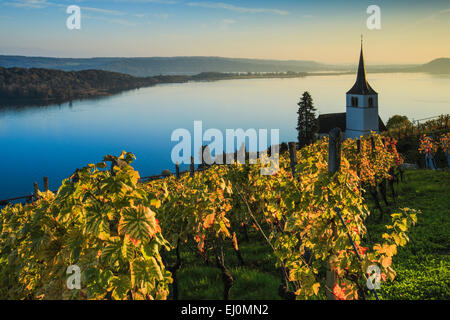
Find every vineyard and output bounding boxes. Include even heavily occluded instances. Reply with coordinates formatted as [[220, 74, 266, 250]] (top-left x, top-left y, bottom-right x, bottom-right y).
[[2, 131, 448, 300], [383, 114, 450, 167], [384, 114, 449, 141]]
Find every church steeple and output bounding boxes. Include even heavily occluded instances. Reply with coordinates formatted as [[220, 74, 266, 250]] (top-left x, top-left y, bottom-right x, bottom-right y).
[[345, 37, 380, 139], [347, 37, 377, 95]]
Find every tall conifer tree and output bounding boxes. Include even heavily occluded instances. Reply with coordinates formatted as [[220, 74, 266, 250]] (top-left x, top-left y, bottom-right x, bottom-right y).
[[296, 91, 318, 148]]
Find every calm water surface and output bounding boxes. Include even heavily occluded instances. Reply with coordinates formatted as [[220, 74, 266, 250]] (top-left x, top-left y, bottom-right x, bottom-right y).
[[1, 72, 449, 199]]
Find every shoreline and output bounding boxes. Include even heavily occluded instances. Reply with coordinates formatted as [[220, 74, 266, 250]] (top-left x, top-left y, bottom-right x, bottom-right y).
[[0, 69, 434, 108]]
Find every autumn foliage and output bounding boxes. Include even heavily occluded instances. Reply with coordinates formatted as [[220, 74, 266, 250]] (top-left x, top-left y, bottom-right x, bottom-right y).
[[0, 134, 419, 300]]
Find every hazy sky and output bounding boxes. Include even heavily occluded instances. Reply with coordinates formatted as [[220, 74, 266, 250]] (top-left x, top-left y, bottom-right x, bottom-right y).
[[0, 0, 449, 64]]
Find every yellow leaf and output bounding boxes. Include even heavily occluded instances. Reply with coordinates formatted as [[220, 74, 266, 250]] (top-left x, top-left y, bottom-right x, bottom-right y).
[[150, 199, 161, 209], [232, 232, 239, 251], [312, 283, 320, 295], [381, 256, 392, 269], [203, 213, 215, 229], [386, 244, 397, 257]]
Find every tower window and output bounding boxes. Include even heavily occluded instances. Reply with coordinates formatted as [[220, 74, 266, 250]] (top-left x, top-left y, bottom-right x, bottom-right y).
[[368, 97, 374, 108], [351, 97, 358, 107]]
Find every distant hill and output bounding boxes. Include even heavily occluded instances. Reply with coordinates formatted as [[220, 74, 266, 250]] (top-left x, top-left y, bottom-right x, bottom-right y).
[[418, 58, 450, 74], [2, 55, 448, 77], [0, 56, 329, 77]]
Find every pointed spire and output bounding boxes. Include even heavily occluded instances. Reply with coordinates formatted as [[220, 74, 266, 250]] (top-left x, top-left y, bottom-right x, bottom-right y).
[[347, 37, 377, 95]]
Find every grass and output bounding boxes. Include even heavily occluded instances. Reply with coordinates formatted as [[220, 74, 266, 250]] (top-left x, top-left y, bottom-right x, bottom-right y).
[[170, 236, 281, 300], [166, 169, 449, 300], [365, 169, 450, 300]]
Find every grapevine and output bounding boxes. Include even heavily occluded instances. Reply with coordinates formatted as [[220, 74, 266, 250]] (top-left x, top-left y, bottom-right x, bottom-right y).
[[0, 133, 419, 300]]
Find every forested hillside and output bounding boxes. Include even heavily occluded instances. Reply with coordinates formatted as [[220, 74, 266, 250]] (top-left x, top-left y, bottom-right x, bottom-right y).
[[0, 67, 159, 102], [0, 67, 306, 105]]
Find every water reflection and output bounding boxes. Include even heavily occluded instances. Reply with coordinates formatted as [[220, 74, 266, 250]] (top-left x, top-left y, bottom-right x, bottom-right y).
[[0, 73, 449, 199]]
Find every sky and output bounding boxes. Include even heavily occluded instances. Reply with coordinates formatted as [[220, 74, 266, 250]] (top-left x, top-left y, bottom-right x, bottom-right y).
[[0, 0, 449, 64]]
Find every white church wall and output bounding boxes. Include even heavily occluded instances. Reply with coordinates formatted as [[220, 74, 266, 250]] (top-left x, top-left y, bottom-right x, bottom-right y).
[[346, 105, 365, 132], [364, 107, 379, 132], [345, 93, 379, 140]]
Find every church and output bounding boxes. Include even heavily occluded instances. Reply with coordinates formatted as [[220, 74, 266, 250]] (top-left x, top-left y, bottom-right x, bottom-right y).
[[317, 42, 386, 139]]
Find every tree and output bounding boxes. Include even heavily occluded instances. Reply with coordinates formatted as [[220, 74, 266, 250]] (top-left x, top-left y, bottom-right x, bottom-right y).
[[386, 115, 411, 130], [296, 91, 318, 148]]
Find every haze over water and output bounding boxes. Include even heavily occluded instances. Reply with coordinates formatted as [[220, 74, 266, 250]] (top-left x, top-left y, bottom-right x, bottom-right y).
[[0, 72, 449, 199]]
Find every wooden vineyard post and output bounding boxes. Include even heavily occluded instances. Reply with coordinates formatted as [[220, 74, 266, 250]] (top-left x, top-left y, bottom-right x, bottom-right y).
[[168, 162, 182, 300], [33, 182, 39, 201], [326, 127, 342, 300], [379, 138, 389, 206], [175, 162, 180, 179], [276, 142, 298, 300], [356, 139, 361, 181], [328, 128, 342, 174], [370, 136, 375, 154], [43, 177, 49, 192], [288, 142, 298, 177], [190, 156, 195, 177]]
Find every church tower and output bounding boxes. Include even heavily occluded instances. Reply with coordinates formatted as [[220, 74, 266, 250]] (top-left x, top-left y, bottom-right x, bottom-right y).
[[345, 39, 379, 139]]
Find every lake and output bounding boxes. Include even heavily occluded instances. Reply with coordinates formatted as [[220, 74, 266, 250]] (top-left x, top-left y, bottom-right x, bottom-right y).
[[1, 72, 449, 199]]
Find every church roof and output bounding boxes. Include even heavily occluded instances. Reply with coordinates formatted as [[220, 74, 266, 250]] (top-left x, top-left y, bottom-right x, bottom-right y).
[[318, 112, 347, 134], [317, 112, 386, 134], [347, 43, 377, 95]]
